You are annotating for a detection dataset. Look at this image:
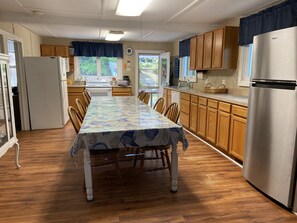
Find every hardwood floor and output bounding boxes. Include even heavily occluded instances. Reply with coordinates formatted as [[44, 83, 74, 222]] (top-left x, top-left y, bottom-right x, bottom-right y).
[[0, 123, 296, 223]]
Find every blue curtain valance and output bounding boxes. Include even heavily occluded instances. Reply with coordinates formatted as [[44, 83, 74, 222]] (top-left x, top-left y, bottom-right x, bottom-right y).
[[239, 0, 297, 46], [71, 41, 123, 58], [179, 38, 191, 57]]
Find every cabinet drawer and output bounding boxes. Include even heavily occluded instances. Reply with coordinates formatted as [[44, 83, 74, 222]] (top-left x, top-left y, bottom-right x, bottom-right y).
[[112, 87, 131, 93], [218, 102, 231, 113], [191, 95, 198, 103], [232, 105, 247, 118], [199, 97, 207, 106], [67, 87, 85, 93], [180, 93, 190, 101], [207, 99, 218, 109]]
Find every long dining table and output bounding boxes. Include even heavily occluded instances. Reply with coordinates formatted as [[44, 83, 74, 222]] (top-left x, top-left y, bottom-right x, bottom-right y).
[[70, 96, 188, 201]]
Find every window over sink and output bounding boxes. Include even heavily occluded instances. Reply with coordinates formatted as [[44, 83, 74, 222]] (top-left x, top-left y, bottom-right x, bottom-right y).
[[238, 44, 253, 87], [74, 56, 122, 81]]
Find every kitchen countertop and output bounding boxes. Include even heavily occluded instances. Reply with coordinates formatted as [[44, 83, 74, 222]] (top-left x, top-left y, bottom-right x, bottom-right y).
[[68, 85, 132, 88], [164, 86, 249, 107]]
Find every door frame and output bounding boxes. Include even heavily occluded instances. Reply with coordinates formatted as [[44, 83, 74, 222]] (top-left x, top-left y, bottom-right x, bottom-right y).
[[0, 29, 30, 130], [134, 50, 164, 96]]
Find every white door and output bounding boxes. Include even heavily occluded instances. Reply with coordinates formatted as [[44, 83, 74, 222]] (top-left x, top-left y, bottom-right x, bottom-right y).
[[159, 52, 170, 87]]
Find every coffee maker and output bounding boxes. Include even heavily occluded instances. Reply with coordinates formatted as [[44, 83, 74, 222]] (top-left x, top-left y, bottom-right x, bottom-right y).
[[123, 75, 131, 85]]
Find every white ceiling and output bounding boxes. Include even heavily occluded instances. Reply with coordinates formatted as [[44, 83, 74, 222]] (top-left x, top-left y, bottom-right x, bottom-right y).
[[0, 0, 284, 42]]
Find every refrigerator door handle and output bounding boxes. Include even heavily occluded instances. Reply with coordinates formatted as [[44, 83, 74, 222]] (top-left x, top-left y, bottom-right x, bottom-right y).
[[252, 81, 296, 90]]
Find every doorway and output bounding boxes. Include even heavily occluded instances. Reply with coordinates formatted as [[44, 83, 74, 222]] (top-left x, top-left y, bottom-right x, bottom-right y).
[[7, 39, 21, 132], [136, 50, 170, 107], [137, 53, 159, 106]]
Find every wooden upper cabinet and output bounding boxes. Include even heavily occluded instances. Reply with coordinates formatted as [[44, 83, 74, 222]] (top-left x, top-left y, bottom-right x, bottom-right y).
[[40, 45, 55, 56], [195, 35, 204, 70], [55, 45, 70, 57], [212, 26, 239, 69], [40, 44, 69, 57], [203, 32, 213, 69], [212, 28, 224, 68], [189, 36, 197, 70]]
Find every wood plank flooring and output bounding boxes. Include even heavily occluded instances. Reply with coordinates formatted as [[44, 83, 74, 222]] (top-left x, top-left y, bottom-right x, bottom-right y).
[[0, 123, 296, 223]]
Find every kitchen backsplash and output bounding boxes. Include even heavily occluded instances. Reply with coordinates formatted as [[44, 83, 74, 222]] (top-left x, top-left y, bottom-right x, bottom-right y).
[[191, 69, 249, 96]]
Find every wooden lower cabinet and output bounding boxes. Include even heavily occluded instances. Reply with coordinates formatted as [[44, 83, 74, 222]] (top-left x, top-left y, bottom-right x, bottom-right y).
[[189, 95, 198, 132], [112, 87, 132, 96], [229, 105, 247, 161], [197, 97, 207, 137], [68, 87, 86, 111], [166, 89, 172, 109], [216, 102, 231, 152], [206, 107, 218, 144], [180, 93, 190, 128], [206, 99, 218, 144]]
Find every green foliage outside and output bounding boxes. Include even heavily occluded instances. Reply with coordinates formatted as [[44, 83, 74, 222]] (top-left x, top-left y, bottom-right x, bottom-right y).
[[79, 57, 117, 76], [79, 57, 97, 76], [139, 55, 159, 73]]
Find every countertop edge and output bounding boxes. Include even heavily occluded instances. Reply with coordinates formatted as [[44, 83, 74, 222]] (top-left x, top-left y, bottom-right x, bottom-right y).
[[68, 85, 132, 88], [164, 87, 249, 107]]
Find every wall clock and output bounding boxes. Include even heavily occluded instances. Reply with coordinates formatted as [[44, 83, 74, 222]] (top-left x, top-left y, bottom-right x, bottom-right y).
[[126, 47, 133, 55]]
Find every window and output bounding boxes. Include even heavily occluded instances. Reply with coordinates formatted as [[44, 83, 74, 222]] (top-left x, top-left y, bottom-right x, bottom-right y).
[[179, 56, 196, 82], [7, 39, 17, 87], [75, 56, 122, 81], [238, 44, 253, 87]]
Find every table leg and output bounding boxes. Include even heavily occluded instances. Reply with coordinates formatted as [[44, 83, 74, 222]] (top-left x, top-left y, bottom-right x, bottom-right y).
[[14, 142, 20, 168], [83, 148, 93, 201], [170, 143, 178, 192]]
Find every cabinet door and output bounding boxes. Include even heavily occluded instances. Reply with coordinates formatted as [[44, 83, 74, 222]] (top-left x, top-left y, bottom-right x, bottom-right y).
[[180, 112, 189, 128], [180, 98, 190, 114], [212, 28, 224, 68], [197, 104, 207, 137], [206, 107, 218, 144], [55, 45, 69, 57], [40, 45, 55, 56], [189, 37, 197, 70], [190, 102, 198, 132], [195, 35, 204, 70], [216, 111, 230, 152], [229, 115, 246, 161], [203, 32, 213, 69]]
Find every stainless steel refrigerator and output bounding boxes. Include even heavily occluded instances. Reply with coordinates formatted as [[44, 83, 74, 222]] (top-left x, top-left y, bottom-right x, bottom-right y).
[[243, 26, 297, 210], [24, 57, 69, 130]]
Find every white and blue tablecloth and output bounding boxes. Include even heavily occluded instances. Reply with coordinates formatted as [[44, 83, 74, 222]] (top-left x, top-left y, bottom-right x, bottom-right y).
[[70, 96, 188, 157]]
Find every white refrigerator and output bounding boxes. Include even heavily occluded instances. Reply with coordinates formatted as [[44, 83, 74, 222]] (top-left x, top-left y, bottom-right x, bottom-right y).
[[24, 57, 69, 130]]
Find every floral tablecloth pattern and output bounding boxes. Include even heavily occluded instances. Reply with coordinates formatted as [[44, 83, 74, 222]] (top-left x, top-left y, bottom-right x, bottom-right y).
[[70, 96, 188, 157]]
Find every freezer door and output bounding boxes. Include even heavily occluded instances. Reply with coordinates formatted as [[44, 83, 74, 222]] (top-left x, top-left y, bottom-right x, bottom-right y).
[[252, 26, 297, 81], [243, 86, 297, 207]]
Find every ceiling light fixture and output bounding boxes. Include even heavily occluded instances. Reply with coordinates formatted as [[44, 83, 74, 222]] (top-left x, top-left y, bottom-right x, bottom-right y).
[[105, 31, 124, 41], [116, 0, 151, 16]]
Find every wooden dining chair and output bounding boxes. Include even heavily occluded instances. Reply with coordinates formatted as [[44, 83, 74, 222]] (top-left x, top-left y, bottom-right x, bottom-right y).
[[82, 90, 91, 107], [134, 102, 180, 175], [137, 90, 146, 100], [153, 97, 165, 114], [68, 105, 122, 184], [68, 106, 82, 134], [75, 98, 87, 120], [142, 92, 150, 105]]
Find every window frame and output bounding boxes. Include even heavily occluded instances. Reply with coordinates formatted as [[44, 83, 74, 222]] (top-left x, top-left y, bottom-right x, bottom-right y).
[[179, 56, 196, 82], [74, 56, 123, 81], [238, 44, 253, 87]]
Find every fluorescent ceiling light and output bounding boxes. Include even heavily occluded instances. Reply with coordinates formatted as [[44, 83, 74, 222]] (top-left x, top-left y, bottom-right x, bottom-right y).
[[116, 0, 151, 16], [105, 31, 124, 41]]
